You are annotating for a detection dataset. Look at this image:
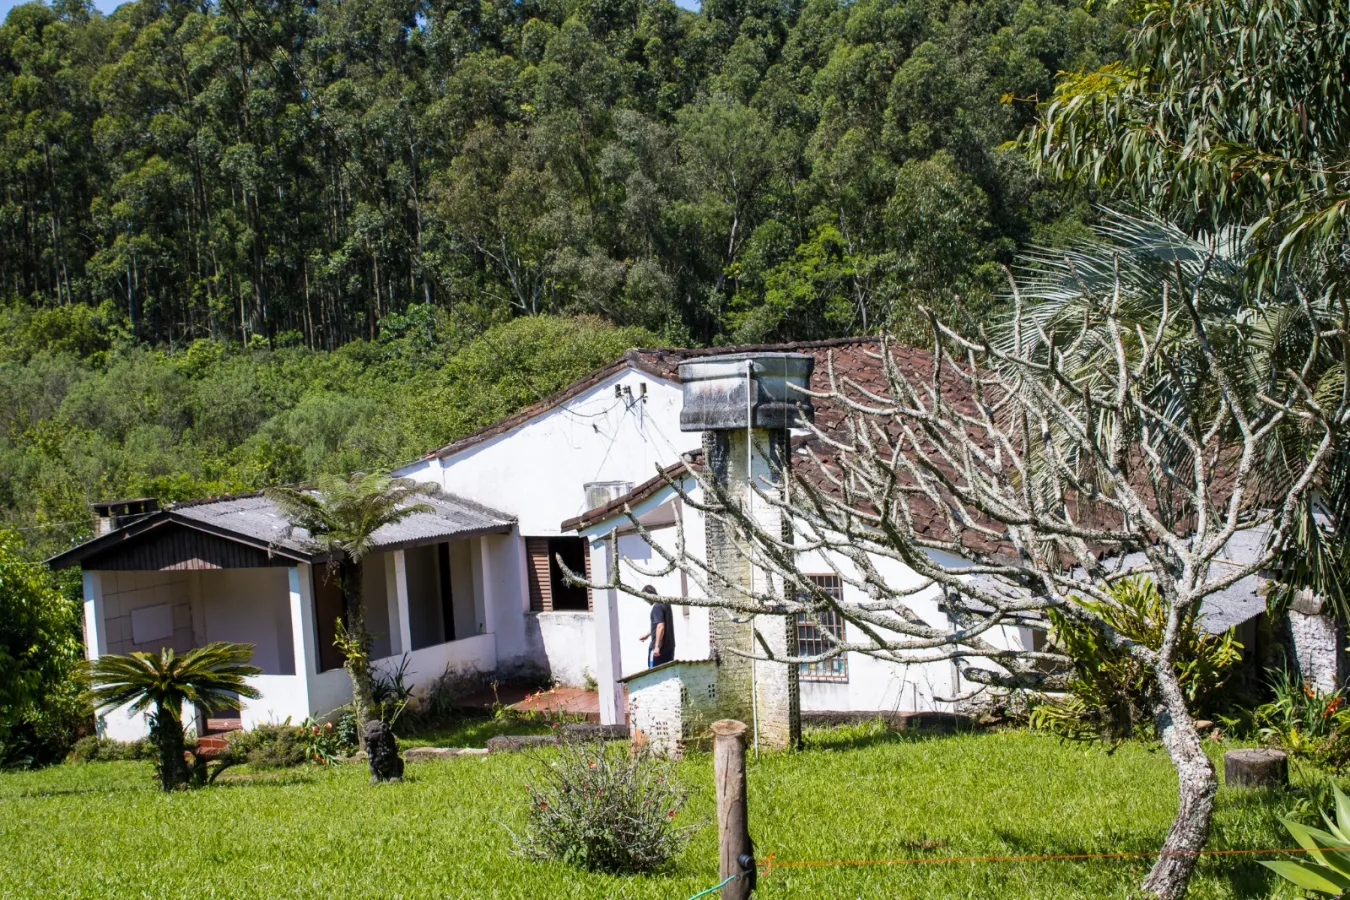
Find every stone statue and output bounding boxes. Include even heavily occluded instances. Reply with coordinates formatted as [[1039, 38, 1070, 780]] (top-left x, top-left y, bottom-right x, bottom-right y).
[[364, 720, 404, 784]]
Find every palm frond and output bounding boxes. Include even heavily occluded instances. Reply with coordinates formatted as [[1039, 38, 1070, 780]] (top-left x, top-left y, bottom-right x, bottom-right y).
[[84, 642, 262, 719], [271, 473, 437, 561]]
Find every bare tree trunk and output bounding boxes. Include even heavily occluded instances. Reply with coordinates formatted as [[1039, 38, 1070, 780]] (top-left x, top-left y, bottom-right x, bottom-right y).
[[1141, 666, 1217, 899]]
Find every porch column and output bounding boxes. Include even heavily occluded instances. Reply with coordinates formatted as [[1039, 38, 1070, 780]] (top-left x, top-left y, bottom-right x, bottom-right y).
[[392, 551, 413, 655], [479, 538, 498, 636], [81, 571, 107, 659], [288, 566, 317, 679], [589, 534, 624, 725]]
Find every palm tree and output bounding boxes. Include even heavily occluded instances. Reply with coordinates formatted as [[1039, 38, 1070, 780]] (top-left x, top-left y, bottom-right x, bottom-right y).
[[996, 208, 1350, 618], [85, 642, 261, 791], [267, 473, 435, 740]]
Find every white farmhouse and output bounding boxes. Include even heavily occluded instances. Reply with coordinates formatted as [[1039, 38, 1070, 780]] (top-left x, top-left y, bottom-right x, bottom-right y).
[[55, 336, 1295, 742]]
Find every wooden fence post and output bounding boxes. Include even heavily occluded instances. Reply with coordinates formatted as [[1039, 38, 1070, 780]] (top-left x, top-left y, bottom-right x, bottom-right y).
[[713, 719, 755, 899]]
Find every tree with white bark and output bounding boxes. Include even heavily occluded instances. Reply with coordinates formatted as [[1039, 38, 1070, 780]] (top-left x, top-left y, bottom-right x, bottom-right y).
[[580, 233, 1350, 898]]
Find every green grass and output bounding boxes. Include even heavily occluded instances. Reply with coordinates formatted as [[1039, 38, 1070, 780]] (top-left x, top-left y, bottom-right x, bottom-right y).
[[394, 714, 554, 749], [0, 727, 1313, 899]]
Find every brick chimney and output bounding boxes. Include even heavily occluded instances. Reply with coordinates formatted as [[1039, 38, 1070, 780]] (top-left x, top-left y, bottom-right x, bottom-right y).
[[92, 498, 160, 536], [678, 352, 814, 750]]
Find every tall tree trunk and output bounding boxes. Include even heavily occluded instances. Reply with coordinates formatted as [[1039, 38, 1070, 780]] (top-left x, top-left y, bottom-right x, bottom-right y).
[[1141, 665, 1217, 899], [338, 558, 377, 749]]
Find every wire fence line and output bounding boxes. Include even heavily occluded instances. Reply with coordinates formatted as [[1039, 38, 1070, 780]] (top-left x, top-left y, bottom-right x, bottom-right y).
[[682, 844, 1334, 899]]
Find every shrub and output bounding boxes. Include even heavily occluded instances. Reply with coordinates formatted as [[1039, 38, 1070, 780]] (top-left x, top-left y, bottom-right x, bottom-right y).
[[1253, 668, 1350, 771], [515, 740, 695, 874], [225, 723, 309, 769], [1029, 576, 1242, 744], [67, 736, 155, 764]]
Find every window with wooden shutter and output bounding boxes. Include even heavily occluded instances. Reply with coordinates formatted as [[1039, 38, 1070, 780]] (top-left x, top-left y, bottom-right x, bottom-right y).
[[527, 537, 592, 612], [527, 538, 553, 611]]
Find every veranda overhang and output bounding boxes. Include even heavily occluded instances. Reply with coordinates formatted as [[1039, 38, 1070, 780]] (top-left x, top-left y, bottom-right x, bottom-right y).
[[48, 489, 515, 571]]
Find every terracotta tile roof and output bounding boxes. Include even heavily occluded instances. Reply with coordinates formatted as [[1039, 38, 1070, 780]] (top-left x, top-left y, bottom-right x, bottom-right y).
[[552, 336, 1005, 553]]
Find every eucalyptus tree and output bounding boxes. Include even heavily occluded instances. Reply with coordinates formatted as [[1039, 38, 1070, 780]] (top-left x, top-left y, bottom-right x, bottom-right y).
[[267, 473, 435, 735], [85, 642, 261, 791], [1026, 0, 1350, 291]]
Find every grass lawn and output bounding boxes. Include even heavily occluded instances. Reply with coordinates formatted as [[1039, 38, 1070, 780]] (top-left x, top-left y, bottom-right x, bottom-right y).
[[0, 727, 1315, 899], [394, 714, 554, 750]]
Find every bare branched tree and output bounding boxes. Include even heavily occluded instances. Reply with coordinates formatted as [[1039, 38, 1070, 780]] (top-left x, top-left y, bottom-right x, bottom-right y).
[[576, 252, 1349, 898]]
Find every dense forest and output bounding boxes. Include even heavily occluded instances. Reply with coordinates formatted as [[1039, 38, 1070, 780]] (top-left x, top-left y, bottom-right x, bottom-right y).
[[2, 0, 1122, 347], [0, 0, 1124, 555]]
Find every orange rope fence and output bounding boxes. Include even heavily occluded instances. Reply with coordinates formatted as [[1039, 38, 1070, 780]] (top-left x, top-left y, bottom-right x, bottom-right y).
[[757, 845, 1343, 873]]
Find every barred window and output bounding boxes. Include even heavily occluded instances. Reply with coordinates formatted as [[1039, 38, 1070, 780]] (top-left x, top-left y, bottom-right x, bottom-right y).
[[797, 574, 848, 682]]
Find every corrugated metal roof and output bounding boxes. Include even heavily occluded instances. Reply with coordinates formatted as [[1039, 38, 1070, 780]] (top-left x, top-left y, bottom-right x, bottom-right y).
[[172, 491, 515, 555], [49, 488, 515, 570]]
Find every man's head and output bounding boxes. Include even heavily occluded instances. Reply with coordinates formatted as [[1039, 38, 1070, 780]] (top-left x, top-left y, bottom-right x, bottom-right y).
[[642, 585, 658, 597]]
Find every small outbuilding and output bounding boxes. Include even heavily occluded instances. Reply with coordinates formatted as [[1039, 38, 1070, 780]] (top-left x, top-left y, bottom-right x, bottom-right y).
[[620, 659, 718, 758]]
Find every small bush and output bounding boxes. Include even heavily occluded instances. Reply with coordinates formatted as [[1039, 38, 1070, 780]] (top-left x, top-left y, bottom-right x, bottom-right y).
[[225, 724, 309, 769], [1029, 576, 1242, 743], [67, 736, 155, 764], [515, 740, 695, 873], [1253, 668, 1350, 771]]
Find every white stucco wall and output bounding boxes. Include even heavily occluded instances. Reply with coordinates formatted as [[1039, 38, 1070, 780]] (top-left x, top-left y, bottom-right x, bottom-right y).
[[584, 479, 1030, 717], [525, 611, 596, 685], [393, 367, 698, 676], [395, 368, 693, 535], [98, 571, 195, 658], [197, 568, 295, 675]]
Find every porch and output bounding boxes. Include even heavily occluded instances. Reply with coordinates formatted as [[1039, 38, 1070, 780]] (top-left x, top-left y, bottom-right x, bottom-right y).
[[51, 492, 517, 741]]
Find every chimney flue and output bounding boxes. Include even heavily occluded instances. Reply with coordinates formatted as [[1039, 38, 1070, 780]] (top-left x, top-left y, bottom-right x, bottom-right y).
[[92, 498, 160, 536], [678, 353, 814, 752]]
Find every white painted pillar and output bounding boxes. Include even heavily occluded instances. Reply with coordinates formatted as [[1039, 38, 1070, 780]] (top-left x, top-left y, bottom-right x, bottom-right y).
[[269, 566, 314, 726], [392, 550, 413, 655], [479, 538, 497, 636], [82, 570, 107, 659], [288, 566, 316, 681], [589, 534, 624, 725]]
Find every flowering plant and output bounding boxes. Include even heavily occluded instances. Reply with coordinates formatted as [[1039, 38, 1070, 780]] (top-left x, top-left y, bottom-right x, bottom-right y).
[[513, 739, 696, 873]]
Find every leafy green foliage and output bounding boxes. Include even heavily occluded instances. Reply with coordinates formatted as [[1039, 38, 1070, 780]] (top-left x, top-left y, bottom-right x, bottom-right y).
[[0, 0, 1121, 349], [516, 740, 695, 873], [66, 735, 155, 764], [1030, 577, 1242, 743], [0, 528, 87, 766], [223, 720, 355, 770], [1253, 669, 1350, 772], [1027, 0, 1350, 300], [0, 313, 655, 557], [84, 641, 262, 790], [1262, 784, 1350, 895]]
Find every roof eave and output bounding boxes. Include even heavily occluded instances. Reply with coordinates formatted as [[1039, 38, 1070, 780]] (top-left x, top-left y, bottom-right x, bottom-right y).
[[371, 522, 514, 554]]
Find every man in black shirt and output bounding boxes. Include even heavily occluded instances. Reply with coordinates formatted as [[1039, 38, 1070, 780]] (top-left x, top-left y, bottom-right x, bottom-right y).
[[637, 585, 676, 667]]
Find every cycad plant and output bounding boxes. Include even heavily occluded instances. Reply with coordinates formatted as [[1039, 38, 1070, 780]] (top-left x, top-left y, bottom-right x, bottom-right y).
[[1263, 784, 1350, 895], [267, 473, 435, 740], [85, 642, 261, 790]]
